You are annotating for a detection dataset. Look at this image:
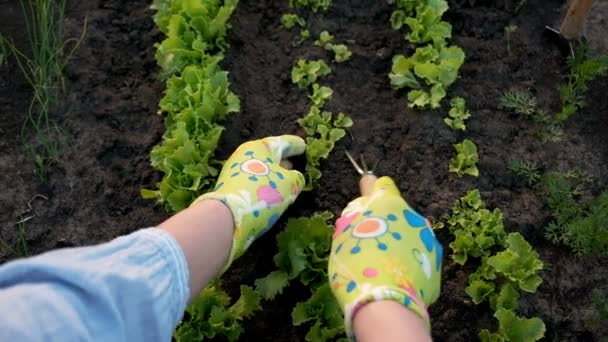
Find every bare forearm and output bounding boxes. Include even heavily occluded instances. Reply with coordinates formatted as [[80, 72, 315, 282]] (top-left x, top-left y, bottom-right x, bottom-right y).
[[353, 301, 432, 342], [159, 200, 234, 302]]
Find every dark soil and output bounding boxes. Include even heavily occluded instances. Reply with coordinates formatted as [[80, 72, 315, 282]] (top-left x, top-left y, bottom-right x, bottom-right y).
[[1, 0, 607, 341]]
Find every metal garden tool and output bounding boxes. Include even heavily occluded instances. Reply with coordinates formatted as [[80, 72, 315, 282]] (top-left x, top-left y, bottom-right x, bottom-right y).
[[344, 151, 378, 197]]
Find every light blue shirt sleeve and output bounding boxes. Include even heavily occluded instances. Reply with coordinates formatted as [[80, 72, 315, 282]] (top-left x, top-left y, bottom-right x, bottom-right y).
[[0, 227, 190, 341]]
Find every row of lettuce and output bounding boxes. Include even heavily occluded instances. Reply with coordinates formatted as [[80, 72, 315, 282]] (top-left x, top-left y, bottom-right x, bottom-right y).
[[388, 1, 546, 341], [143, 0, 552, 341], [143, 1, 264, 341]]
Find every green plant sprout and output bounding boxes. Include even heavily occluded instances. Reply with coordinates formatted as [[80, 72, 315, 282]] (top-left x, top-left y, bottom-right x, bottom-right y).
[[500, 90, 537, 116], [309, 83, 333, 107], [444, 97, 470, 131], [504, 25, 517, 56], [449, 139, 479, 177], [174, 281, 261, 342], [291, 59, 332, 88], [297, 107, 353, 189], [509, 160, 540, 186], [556, 42, 608, 122], [289, 0, 331, 12], [314, 31, 352, 63], [255, 212, 346, 341], [501, 90, 566, 142], [446, 189, 507, 265], [543, 172, 608, 256], [389, 44, 465, 109], [314, 31, 334, 46], [0, 33, 9, 67], [295, 29, 311, 46], [281, 13, 306, 29]]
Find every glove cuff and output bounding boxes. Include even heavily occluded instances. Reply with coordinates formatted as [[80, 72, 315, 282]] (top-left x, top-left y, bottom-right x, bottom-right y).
[[343, 285, 431, 340]]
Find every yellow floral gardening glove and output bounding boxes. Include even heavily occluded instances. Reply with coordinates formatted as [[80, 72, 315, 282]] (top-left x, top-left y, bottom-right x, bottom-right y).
[[192, 135, 305, 272], [328, 177, 443, 339]]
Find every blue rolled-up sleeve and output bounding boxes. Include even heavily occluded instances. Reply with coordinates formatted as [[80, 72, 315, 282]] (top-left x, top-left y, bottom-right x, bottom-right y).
[[0, 227, 190, 341]]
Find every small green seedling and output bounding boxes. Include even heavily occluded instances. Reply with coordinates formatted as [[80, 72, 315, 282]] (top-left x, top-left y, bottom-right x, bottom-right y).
[[308, 83, 333, 107], [449, 139, 479, 177], [294, 29, 310, 46], [314, 31, 352, 63], [504, 25, 518, 55], [314, 31, 334, 46], [289, 0, 331, 12], [281, 14, 306, 29], [500, 90, 537, 116], [444, 97, 470, 131], [557, 43, 608, 122], [509, 160, 540, 186], [291, 59, 331, 88]]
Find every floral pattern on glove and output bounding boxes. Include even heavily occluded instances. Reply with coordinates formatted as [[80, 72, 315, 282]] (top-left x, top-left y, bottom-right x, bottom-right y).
[[193, 135, 306, 272], [328, 177, 443, 339]]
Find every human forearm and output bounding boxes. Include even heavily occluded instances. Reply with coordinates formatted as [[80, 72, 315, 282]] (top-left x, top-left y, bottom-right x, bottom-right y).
[[159, 199, 234, 302], [353, 301, 432, 342]]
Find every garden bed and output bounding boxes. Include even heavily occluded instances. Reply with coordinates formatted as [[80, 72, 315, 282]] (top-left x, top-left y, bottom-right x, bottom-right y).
[[1, 0, 607, 341]]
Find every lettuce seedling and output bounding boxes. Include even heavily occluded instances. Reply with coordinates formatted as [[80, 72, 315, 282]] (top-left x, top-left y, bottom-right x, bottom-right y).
[[309, 83, 333, 107], [449, 139, 479, 177], [487, 233, 544, 293], [314, 31, 334, 46], [292, 284, 346, 342], [328, 44, 352, 63], [297, 106, 352, 189], [289, 0, 331, 12], [479, 308, 545, 342], [256, 212, 346, 341], [175, 282, 261, 342], [255, 212, 334, 299], [143, 57, 240, 212], [444, 97, 470, 131], [281, 13, 306, 29], [291, 59, 332, 88], [390, 44, 465, 109], [388, 0, 464, 109], [153, 0, 238, 76], [446, 189, 507, 265], [404, 1, 451, 44], [315, 31, 352, 63]]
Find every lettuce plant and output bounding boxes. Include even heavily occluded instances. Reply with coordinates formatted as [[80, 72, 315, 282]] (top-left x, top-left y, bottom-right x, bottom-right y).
[[152, 0, 238, 76], [390, 44, 465, 109], [314, 31, 352, 63], [297, 106, 352, 190], [292, 59, 332, 88], [281, 13, 306, 29], [446, 189, 507, 265], [444, 97, 470, 131], [289, 0, 331, 12], [447, 191, 545, 341], [449, 139, 479, 177], [255, 212, 346, 341], [309, 83, 333, 107], [175, 282, 261, 342], [388, 0, 465, 109]]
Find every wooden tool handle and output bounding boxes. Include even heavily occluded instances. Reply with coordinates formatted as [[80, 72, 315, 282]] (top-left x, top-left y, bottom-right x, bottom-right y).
[[560, 0, 593, 39], [360, 174, 378, 197]]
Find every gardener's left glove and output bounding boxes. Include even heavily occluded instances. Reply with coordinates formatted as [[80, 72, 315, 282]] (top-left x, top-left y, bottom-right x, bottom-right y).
[[192, 135, 306, 272]]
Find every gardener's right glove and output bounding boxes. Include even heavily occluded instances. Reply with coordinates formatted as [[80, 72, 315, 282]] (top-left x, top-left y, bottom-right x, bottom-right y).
[[328, 177, 443, 339]]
